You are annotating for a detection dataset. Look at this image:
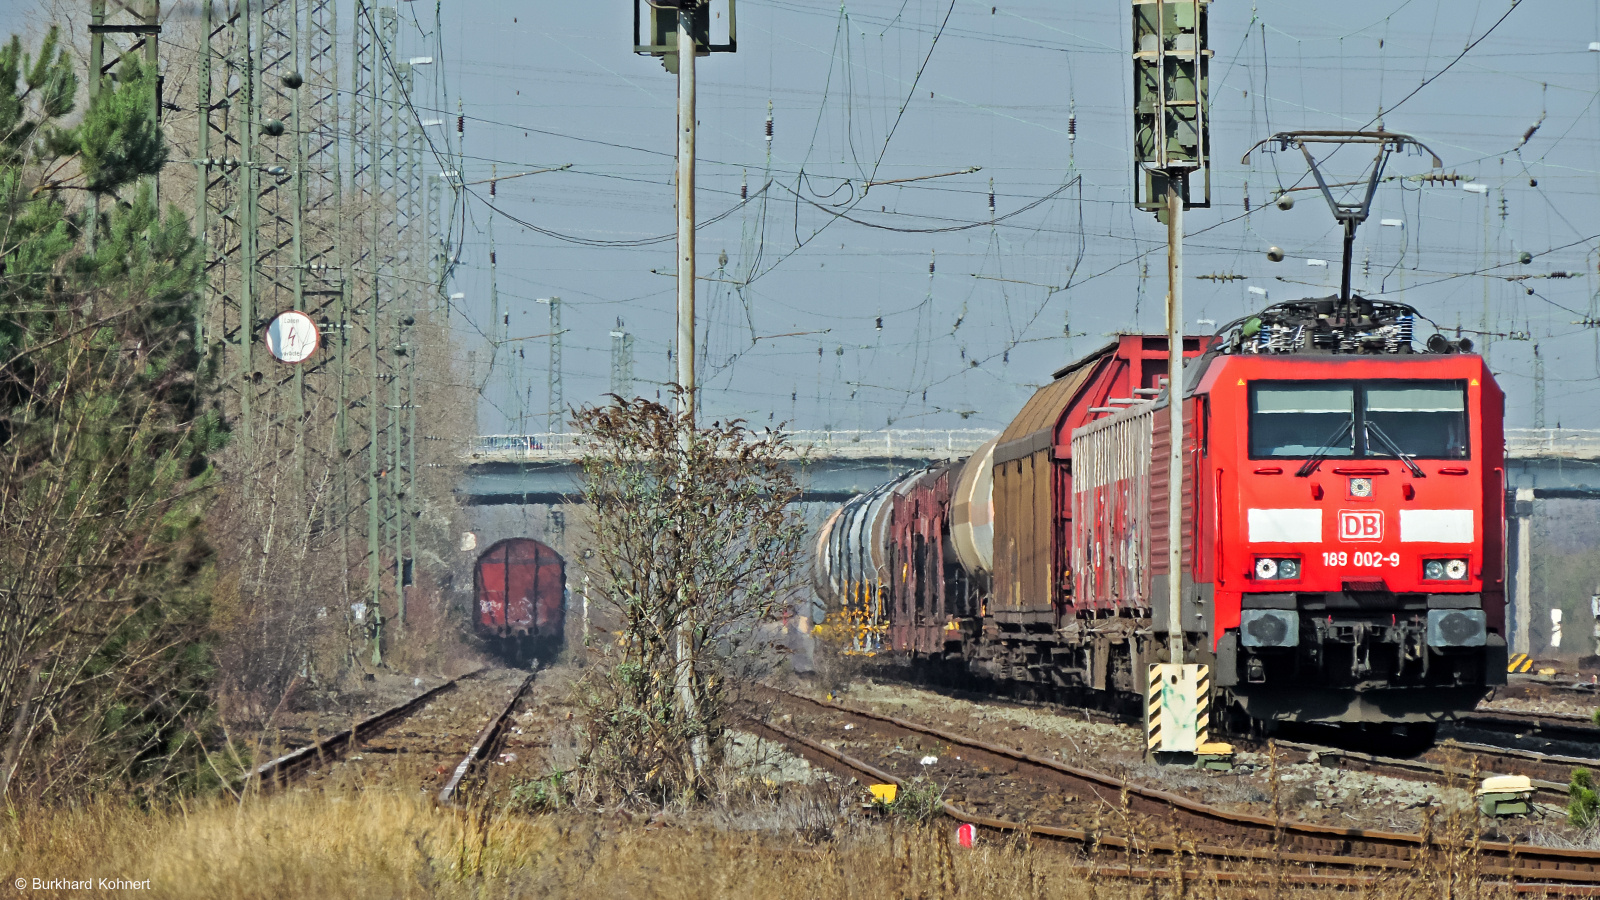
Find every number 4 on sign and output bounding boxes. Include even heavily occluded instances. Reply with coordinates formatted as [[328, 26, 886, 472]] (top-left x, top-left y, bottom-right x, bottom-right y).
[[265, 310, 320, 364]]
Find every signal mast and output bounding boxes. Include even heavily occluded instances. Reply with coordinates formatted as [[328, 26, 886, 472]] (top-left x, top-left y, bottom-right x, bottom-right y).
[[1133, 0, 1212, 760]]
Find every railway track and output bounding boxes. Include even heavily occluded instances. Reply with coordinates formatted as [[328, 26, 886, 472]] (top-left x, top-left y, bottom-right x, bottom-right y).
[[1457, 709, 1600, 748], [873, 663, 1595, 809], [752, 686, 1600, 887], [438, 671, 536, 806], [250, 666, 535, 803], [1292, 742, 1573, 808]]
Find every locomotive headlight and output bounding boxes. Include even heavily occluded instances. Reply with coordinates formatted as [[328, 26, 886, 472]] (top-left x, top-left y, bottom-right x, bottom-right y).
[[1254, 557, 1300, 580], [1424, 558, 1470, 581]]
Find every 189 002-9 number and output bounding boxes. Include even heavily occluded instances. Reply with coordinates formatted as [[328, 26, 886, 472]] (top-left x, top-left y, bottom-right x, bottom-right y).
[[1323, 551, 1400, 567]]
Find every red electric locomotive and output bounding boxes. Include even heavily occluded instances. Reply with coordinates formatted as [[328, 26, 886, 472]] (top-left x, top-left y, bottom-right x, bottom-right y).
[[475, 538, 566, 664], [817, 296, 1506, 735]]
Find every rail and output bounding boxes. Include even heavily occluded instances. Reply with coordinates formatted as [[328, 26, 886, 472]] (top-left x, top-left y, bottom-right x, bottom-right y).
[[755, 686, 1600, 882], [1459, 709, 1600, 745], [437, 671, 536, 806], [248, 667, 485, 789]]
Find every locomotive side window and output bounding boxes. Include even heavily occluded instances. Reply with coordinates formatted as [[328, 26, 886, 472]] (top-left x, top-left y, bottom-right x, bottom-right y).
[[1364, 382, 1468, 459], [1249, 380, 1469, 459], [1249, 384, 1355, 458]]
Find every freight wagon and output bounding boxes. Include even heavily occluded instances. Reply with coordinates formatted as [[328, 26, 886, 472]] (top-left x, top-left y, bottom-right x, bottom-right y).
[[816, 297, 1506, 737], [475, 537, 566, 665]]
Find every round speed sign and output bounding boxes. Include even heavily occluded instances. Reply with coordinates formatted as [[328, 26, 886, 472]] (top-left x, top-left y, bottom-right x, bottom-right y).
[[265, 310, 320, 364]]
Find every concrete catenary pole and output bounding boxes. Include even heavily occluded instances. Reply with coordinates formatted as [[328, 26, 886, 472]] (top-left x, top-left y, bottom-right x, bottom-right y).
[[1165, 182, 1184, 666], [674, 5, 706, 777], [676, 11, 697, 421]]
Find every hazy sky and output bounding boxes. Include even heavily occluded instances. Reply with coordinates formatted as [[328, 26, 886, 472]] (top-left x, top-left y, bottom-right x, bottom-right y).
[[12, 1, 1600, 432]]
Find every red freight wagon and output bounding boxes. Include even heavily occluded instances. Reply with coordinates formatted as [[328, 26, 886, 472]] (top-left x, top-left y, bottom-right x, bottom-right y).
[[475, 539, 565, 659], [817, 296, 1507, 738]]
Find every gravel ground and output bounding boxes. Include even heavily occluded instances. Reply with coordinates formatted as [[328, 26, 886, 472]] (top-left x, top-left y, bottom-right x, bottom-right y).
[[814, 679, 1580, 845], [242, 662, 487, 762], [482, 664, 830, 811], [1478, 680, 1600, 719], [294, 667, 531, 796]]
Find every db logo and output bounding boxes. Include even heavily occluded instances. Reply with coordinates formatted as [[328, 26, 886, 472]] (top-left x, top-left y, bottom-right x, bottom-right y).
[[1339, 510, 1383, 542]]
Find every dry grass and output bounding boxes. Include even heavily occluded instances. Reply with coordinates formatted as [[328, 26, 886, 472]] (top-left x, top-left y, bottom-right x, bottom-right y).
[[0, 787, 1547, 900], [0, 790, 1077, 900]]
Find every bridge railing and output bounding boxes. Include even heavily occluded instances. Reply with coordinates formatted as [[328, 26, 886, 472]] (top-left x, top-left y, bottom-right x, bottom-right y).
[[466, 428, 1001, 463], [469, 428, 1600, 464], [1504, 428, 1600, 460]]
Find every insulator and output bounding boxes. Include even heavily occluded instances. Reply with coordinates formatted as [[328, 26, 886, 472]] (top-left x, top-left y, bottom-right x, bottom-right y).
[[1243, 183, 1250, 212], [740, 171, 748, 201], [1067, 113, 1076, 141], [929, 252, 936, 275], [988, 179, 995, 216], [875, 316, 883, 331], [489, 251, 496, 265], [457, 115, 464, 134], [765, 113, 773, 142], [489, 179, 495, 197]]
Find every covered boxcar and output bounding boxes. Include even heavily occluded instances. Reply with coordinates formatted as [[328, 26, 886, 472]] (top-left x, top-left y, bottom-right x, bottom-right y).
[[475, 538, 566, 660]]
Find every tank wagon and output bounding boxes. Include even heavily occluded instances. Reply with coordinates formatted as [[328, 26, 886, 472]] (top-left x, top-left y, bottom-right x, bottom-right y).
[[475, 538, 566, 663], [817, 297, 1507, 733]]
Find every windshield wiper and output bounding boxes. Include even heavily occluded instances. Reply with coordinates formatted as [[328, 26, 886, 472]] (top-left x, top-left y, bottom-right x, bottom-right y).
[[1365, 421, 1426, 478], [1295, 419, 1354, 477]]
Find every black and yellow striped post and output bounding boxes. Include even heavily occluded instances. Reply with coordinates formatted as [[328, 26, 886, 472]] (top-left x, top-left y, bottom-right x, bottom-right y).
[[1146, 663, 1209, 759]]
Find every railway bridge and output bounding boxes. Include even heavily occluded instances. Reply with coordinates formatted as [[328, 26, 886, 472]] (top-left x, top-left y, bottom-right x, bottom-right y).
[[458, 428, 996, 505], [459, 427, 1600, 658]]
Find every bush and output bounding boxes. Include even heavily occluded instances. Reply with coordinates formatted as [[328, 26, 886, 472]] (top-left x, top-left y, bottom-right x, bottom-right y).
[[1570, 767, 1599, 828], [888, 777, 946, 824], [570, 395, 806, 805], [508, 771, 572, 814]]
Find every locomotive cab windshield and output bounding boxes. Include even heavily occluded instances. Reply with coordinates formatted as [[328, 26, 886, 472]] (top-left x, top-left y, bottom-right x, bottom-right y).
[[1249, 380, 1468, 460]]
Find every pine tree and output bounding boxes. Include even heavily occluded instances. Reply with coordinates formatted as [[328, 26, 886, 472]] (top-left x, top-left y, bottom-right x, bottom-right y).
[[0, 29, 221, 802]]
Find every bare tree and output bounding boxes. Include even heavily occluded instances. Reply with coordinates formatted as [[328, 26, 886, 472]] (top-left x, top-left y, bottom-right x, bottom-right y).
[[571, 394, 805, 804]]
